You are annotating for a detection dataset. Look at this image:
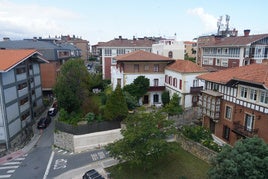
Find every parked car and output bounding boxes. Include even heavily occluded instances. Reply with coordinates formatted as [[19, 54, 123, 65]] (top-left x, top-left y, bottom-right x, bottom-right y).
[[82, 169, 104, 179], [37, 116, 51, 129], [48, 107, 57, 117]]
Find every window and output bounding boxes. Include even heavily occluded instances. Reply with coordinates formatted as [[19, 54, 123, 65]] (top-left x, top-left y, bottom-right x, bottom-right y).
[[240, 87, 248, 98], [117, 78, 121, 87], [173, 78, 177, 87], [217, 48, 222, 54], [154, 79, 159, 86], [153, 64, 159, 72], [168, 76, 172, 85], [104, 49, 112, 56], [153, 94, 159, 103], [179, 79, 182, 90], [260, 90, 268, 104], [249, 89, 257, 101], [221, 59, 228, 67], [225, 106, 232, 120], [165, 75, 168, 83], [223, 125, 230, 140], [18, 82, 27, 90], [216, 58, 221, 66], [144, 65, 149, 71], [21, 111, 30, 121], [223, 48, 229, 54], [16, 67, 26, 74], [168, 51, 173, 58], [134, 64, 139, 72], [20, 97, 28, 105], [245, 114, 254, 132], [193, 79, 199, 87]]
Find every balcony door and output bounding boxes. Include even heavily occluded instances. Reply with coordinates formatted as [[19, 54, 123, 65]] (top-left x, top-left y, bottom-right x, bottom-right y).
[[245, 114, 254, 132]]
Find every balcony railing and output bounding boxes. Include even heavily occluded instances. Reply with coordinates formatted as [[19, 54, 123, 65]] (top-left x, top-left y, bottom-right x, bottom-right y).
[[190, 86, 203, 94], [232, 121, 259, 137], [149, 86, 165, 91]]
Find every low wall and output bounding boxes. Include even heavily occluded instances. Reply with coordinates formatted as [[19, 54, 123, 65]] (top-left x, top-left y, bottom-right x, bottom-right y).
[[54, 129, 122, 153], [176, 134, 217, 163]]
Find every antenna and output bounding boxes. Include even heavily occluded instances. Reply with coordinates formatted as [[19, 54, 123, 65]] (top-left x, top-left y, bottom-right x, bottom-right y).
[[225, 15, 230, 32], [217, 16, 222, 35]]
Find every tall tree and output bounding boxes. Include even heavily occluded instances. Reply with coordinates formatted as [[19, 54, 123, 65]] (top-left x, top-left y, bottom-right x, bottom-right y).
[[104, 84, 128, 120], [123, 76, 149, 100], [53, 59, 90, 114], [163, 93, 183, 116], [208, 137, 268, 179], [106, 111, 177, 170]]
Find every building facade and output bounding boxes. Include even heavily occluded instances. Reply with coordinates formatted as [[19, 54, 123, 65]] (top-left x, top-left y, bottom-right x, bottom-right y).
[[0, 38, 81, 91], [184, 41, 197, 58], [197, 63, 268, 145], [97, 36, 162, 79], [165, 60, 207, 109], [0, 49, 48, 150], [196, 30, 268, 71], [152, 39, 185, 59], [111, 50, 174, 106]]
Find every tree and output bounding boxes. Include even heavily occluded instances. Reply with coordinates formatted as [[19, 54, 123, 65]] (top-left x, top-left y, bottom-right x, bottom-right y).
[[123, 91, 138, 110], [208, 137, 268, 179], [104, 84, 128, 120], [123, 76, 149, 100], [163, 93, 183, 116], [53, 59, 90, 114], [106, 111, 177, 170], [161, 90, 170, 106]]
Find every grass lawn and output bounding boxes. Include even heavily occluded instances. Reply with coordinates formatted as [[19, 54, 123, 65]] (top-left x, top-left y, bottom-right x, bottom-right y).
[[106, 144, 210, 179]]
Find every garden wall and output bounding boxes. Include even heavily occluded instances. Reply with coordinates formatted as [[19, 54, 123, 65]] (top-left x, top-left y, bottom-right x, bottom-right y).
[[176, 134, 217, 163], [54, 129, 123, 153]]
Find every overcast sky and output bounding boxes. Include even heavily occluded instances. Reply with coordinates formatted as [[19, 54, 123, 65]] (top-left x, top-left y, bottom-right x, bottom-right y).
[[0, 0, 267, 45]]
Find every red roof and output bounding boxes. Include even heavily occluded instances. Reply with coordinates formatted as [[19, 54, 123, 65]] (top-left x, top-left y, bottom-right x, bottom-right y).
[[197, 63, 268, 88], [0, 49, 48, 72], [97, 38, 155, 47], [200, 34, 268, 47], [166, 59, 207, 73], [115, 50, 174, 62]]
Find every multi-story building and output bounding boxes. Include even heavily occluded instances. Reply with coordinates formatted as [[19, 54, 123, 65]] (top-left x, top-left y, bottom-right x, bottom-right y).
[[184, 41, 197, 58], [165, 60, 207, 109], [197, 63, 268, 145], [0, 38, 81, 91], [152, 38, 184, 59], [111, 50, 174, 106], [97, 36, 162, 79], [196, 30, 268, 71], [0, 49, 48, 150]]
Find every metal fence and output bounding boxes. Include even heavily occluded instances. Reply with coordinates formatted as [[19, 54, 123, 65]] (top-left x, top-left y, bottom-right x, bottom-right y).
[[55, 120, 121, 135]]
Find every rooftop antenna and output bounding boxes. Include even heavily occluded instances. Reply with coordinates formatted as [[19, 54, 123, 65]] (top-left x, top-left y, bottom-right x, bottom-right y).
[[226, 15, 230, 32], [217, 16, 222, 35]]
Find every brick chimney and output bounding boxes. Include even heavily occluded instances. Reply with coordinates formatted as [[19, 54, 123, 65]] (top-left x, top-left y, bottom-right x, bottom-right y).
[[244, 29, 250, 37]]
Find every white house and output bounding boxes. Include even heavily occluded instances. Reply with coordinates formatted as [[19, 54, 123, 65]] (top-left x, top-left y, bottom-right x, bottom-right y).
[[165, 59, 208, 109]]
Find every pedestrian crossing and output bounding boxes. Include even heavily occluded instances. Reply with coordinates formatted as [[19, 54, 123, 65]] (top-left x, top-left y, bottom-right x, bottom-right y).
[[54, 148, 73, 155], [0, 154, 27, 178]]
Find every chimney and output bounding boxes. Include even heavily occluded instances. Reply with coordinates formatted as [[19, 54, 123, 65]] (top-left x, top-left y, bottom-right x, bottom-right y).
[[244, 29, 250, 37], [3, 37, 10, 41], [119, 36, 122, 40], [214, 35, 222, 43]]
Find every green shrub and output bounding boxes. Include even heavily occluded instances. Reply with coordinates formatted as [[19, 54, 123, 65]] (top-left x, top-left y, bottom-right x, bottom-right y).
[[85, 112, 95, 123]]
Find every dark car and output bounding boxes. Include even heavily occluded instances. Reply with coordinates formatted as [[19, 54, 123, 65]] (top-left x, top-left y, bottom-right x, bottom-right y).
[[48, 107, 57, 117], [82, 169, 104, 179], [37, 116, 51, 129]]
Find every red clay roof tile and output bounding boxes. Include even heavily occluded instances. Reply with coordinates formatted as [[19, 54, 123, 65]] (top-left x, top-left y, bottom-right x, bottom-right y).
[[166, 59, 208, 73]]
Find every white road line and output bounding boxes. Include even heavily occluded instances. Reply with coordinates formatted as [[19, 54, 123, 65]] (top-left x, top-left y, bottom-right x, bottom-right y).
[[3, 162, 21, 165], [0, 174, 11, 178], [14, 157, 25, 161], [0, 166, 19, 170], [43, 151, 54, 179], [57, 149, 63, 153], [62, 151, 67, 154], [6, 170, 15, 174]]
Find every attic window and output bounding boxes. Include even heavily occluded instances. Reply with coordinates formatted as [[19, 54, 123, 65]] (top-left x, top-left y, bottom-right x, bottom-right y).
[[168, 51, 173, 58]]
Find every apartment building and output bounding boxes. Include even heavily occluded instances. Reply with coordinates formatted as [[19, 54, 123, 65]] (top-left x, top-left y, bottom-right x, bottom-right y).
[[111, 50, 174, 106], [0, 49, 48, 150], [196, 30, 268, 71], [152, 38, 185, 59], [197, 63, 268, 145], [96, 36, 162, 79], [0, 38, 81, 91], [184, 41, 197, 58], [165, 60, 207, 109]]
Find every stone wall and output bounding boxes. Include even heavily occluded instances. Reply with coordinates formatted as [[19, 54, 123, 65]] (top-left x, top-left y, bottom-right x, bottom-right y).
[[54, 129, 122, 153], [176, 134, 217, 163]]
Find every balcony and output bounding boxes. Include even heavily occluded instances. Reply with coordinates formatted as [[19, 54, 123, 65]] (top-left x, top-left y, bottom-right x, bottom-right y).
[[190, 86, 203, 94], [149, 86, 165, 91], [232, 121, 259, 138]]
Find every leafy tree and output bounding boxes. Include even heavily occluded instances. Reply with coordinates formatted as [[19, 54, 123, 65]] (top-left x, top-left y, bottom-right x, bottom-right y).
[[104, 84, 128, 120], [53, 59, 90, 114], [161, 90, 170, 106], [123, 91, 138, 110], [208, 137, 268, 179], [106, 111, 177, 170], [163, 93, 183, 116], [123, 76, 149, 100]]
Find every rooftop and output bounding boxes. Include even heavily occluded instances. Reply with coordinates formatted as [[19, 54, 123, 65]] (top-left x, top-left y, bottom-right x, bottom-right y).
[[166, 59, 207, 73]]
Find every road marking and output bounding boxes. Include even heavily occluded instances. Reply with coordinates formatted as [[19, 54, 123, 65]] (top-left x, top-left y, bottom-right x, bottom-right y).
[[0, 166, 19, 170], [0, 174, 11, 178], [91, 153, 98, 161], [6, 170, 15, 174], [43, 151, 54, 179], [98, 152, 105, 160], [53, 159, 67, 170], [14, 157, 25, 161], [3, 162, 21, 165]]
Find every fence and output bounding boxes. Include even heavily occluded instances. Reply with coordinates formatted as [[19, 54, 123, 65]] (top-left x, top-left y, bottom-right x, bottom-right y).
[[55, 120, 121, 135]]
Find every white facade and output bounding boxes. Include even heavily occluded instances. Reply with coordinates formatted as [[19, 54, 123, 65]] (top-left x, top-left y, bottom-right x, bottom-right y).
[[152, 39, 185, 59], [164, 69, 206, 109]]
